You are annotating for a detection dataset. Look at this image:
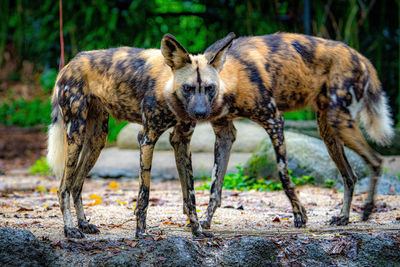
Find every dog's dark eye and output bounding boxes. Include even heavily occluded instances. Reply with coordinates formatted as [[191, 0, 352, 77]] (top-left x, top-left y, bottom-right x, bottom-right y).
[[183, 85, 195, 91], [206, 85, 215, 91]]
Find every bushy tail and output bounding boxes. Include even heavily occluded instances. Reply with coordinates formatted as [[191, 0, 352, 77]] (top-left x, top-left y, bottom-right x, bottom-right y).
[[47, 93, 65, 179], [359, 61, 394, 146]]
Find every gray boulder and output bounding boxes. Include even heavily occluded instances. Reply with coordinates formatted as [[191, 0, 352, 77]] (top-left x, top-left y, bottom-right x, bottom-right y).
[[242, 131, 369, 185], [356, 172, 400, 195], [117, 121, 267, 153]]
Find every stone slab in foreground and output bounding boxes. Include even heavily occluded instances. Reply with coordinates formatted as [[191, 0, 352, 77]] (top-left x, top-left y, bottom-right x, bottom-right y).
[[1, 227, 400, 266]]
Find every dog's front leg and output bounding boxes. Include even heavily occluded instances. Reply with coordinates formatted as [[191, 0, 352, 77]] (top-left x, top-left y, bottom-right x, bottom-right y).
[[135, 127, 162, 239], [202, 119, 236, 229], [170, 122, 213, 237]]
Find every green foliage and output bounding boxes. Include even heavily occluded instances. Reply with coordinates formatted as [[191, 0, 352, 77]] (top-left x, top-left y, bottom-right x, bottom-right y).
[[40, 68, 58, 93], [283, 109, 315, 121], [0, 98, 51, 127], [0, 98, 126, 144], [324, 179, 335, 189], [30, 157, 51, 176], [196, 166, 314, 192], [107, 116, 128, 143], [1, 0, 399, 126]]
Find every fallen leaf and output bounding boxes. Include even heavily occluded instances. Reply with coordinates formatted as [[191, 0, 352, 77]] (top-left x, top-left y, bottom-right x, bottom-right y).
[[16, 206, 33, 212], [88, 195, 103, 206], [272, 216, 281, 223], [328, 240, 346, 255], [49, 188, 57, 194], [161, 218, 182, 226], [154, 235, 167, 241], [90, 194, 101, 200], [127, 241, 138, 247], [109, 181, 119, 190], [108, 224, 122, 228], [149, 198, 166, 206]]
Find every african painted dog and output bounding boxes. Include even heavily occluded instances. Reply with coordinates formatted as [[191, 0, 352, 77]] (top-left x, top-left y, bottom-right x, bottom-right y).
[[199, 33, 394, 229], [47, 32, 393, 239], [47, 33, 236, 238]]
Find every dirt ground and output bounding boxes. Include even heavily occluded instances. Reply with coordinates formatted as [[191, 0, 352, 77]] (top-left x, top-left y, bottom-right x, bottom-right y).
[[1, 170, 399, 242], [0, 126, 399, 242]]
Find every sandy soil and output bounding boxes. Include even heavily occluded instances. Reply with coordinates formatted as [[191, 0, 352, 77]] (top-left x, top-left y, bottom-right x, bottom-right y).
[[0, 172, 399, 242]]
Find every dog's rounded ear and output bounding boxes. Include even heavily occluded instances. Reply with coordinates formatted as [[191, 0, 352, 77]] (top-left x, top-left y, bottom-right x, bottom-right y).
[[204, 32, 236, 72], [161, 34, 192, 70]]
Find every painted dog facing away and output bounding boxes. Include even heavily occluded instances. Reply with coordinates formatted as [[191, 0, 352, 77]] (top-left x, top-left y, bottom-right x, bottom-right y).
[[47, 32, 393, 239]]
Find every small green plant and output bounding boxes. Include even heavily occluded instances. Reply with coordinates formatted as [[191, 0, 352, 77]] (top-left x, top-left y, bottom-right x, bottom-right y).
[[30, 157, 51, 176], [324, 179, 335, 189], [196, 167, 314, 192], [289, 169, 315, 186]]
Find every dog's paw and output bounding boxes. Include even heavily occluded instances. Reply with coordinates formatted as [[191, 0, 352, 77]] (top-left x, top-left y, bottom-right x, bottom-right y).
[[362, 202, 374, 221], [193, 230, 214, 238], [78, 220, 100, 234], [293, 206, 307, 228], [135, 232, 153, 240], [329, 215, 349, 226], [64, 226, 85, 239]]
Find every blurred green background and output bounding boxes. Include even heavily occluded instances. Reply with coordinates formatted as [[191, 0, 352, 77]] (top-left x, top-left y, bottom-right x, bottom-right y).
[[0, 0, 399, 142]]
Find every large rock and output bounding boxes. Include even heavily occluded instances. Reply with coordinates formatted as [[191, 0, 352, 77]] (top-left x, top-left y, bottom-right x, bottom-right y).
[[0, 227, 57, 267], [242, 131, 369, 185], [117, 121, 267, 153], [90, 147, 251, 179], [117, 120, 400, 155], [356, 172, 400, 195]]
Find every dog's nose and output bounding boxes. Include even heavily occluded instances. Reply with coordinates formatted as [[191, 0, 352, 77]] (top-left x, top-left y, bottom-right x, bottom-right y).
[[194, 107, 207, 118]]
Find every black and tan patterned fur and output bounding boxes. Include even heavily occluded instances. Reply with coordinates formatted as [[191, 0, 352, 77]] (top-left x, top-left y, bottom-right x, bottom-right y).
[[47, 32, 393, 239]]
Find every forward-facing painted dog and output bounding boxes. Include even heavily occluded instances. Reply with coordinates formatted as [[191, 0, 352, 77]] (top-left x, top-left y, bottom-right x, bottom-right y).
[[47, 32, 393, 239]]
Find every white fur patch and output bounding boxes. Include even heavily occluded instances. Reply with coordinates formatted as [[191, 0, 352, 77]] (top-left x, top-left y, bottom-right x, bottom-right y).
[[66, 122, 72, 136], [360, 94, 394, 146], [348, 86, 364, 119], [47, 122, 65, 179], [278, 159, 286, 171]]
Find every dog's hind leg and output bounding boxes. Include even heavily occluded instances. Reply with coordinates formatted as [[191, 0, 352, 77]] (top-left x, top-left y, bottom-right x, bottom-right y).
[[330, 111, 382, 221], [253, 111, 307, 228], [71, 100, 109, 234], [202, 119, 236, 229], [317, 111, 357, 225], [58, 100, 89, 238]]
